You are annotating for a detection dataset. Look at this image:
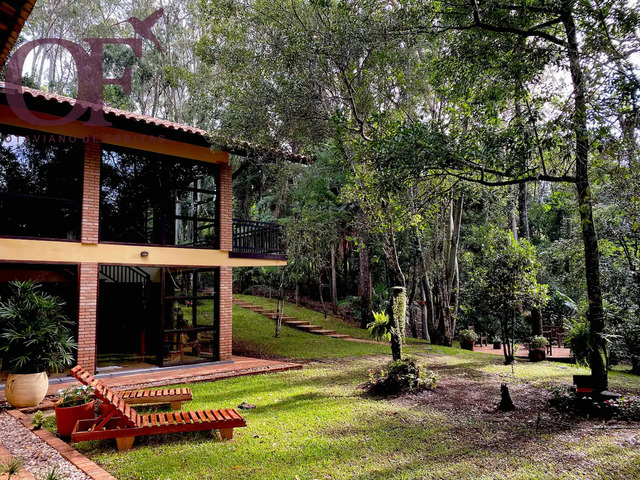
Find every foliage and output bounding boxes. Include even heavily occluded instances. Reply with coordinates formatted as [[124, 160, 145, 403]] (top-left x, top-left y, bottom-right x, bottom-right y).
[[0, 457, 23, 479], [0, 281, 76, 374], [57, 385, 94, 408], [31, 411, 45, 430], [550, 386, 640, 421], [529, 336, 549, 349], [470, 228, 549, 363], [458, 329, 478, 343], [367, 356, 437, 396], [367, 311, 391, 342], [40, 467, 64, 480], [564, 318, 592, 368]]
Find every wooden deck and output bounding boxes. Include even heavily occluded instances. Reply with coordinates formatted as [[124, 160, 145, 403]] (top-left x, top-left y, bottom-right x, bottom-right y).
[[0, 356, 302, 404]]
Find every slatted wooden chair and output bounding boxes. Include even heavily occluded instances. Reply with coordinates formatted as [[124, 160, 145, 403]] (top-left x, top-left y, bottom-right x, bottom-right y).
[[120, 387, 193, 410], [69, 366, 246, 451]]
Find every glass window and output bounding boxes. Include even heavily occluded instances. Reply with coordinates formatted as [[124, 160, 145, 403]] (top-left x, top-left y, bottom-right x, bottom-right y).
[[162, 268, 219, 366], [0, 128, 83, 239], [100, 146, 220, 247]]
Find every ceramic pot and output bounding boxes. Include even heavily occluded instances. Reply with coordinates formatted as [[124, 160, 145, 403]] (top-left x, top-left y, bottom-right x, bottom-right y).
[[5, 372, 48, 408]]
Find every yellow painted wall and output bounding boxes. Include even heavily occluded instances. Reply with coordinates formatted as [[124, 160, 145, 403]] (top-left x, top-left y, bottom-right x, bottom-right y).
[[0, 239, 287, 268]]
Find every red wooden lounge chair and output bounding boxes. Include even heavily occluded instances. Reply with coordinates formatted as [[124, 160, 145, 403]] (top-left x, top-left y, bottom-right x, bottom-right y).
[[69, 366, 246, 451]]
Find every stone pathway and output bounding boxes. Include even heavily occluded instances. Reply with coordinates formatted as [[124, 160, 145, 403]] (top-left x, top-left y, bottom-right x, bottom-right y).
[[0, 412, 90, 480]]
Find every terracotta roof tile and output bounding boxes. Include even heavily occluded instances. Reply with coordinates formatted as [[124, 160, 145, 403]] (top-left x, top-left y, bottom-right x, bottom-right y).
[[0, 82, 311, 163]]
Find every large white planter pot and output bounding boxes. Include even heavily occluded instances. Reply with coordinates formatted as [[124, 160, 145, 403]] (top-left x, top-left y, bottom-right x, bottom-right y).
[[5, 372, 49, 408]]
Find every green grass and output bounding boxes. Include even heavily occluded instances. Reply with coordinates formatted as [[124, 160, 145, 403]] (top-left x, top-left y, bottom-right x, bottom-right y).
[[75, 300, 640, 480], [78, 353, 640, 480]]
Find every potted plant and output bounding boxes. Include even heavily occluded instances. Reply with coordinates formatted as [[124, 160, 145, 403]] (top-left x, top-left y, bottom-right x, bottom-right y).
[[55, 385, 95, 438], [0, 281, 76, 407], [528, 335, 549, 362], [492, 337, 502, 350], [459, 329, 478, 351]]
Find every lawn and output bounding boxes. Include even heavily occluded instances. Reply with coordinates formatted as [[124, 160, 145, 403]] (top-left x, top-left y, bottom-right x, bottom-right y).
[[73, 301, 640, 480]]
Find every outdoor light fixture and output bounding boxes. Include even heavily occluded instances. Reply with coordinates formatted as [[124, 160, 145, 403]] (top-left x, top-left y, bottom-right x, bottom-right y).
[[140, 251, 149, 257]]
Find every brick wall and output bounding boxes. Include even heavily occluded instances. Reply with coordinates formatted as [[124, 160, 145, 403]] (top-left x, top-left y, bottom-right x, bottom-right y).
[[77, 262, 98, 372], [219, 266, 232, 361], [219, 163, 232, 251], [82, 141, 101, 244], [77, 141, 101, 373]]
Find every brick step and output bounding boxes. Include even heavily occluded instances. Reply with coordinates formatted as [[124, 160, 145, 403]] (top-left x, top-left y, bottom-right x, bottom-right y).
[[264, 313, 297, 321], [283, 320, 310, 326], [329, 334, 352, 339], [310, 329, 338, 335]]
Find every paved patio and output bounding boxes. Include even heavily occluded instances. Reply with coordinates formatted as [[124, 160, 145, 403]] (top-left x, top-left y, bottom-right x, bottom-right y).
[[0, 355, 302, 404], [474, 344, 573, 361]]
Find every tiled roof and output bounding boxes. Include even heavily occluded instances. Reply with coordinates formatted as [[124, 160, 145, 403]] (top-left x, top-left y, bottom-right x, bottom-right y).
[[0, 0, 36, 69], [0, 83, 312, 163]]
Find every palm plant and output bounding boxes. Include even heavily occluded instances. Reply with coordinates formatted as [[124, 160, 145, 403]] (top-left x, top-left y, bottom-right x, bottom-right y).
[[0, 281, 76, 374]]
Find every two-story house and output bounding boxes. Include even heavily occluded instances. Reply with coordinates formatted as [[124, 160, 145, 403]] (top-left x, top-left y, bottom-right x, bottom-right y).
[[0, 83, 296, 373]]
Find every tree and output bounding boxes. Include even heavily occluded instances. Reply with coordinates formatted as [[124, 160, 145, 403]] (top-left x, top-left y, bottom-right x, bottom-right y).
[[471, 228, 549, 364]]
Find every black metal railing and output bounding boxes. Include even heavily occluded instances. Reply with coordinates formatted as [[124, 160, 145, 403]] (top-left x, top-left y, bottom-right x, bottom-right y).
[[231, 219, 286, 259]]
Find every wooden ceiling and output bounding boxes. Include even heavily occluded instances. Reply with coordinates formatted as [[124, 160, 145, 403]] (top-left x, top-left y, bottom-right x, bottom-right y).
[[0, 0, 36, 69]]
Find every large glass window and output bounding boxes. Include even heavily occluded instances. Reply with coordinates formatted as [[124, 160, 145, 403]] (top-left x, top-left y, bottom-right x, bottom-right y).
[[161, 268, 219, 366], [101, 146, 219, 247], [0, 128, 83, 239]]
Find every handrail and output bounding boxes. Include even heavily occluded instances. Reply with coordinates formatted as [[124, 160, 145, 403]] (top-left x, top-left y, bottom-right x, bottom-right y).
[[232, 218, 286, 258]]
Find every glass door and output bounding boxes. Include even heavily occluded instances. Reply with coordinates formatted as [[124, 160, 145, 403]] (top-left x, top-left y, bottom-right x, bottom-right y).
[[160, 268, 219, 366]]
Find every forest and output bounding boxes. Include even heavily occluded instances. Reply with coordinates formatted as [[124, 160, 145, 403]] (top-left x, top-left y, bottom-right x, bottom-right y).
[[13, 0, 640, 382]]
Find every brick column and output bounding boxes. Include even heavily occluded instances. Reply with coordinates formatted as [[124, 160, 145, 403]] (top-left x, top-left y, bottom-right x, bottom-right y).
[[219, 266, 232, 361], [77, 141, 101, 373], [77, 263, 98, 373], [82, 141, 101, 244], [219, 163, 232, 251]]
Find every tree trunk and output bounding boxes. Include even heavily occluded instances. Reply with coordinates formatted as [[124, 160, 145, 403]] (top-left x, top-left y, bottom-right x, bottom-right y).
[[414, 228, 433, 342], [386, 286, 406, 360], [564, 12, 608, 387], [408, 274, 418, 338], [331, 243, 338, 314], [359, 237, 373, 329]]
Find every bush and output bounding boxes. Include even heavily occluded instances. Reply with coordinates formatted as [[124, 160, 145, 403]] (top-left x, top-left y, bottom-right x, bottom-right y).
[[529, 335, 549, 349], [367, 356, 437, 395], [458, 329, 478, 343], [564, 317, 591, 367], [550, 386, 640, 420]]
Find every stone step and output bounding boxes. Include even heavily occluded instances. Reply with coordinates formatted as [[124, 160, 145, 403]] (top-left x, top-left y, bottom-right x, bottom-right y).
[[264, 313, 297, 321], [311, 329, 338, 335], [329, 334, 351, 339]]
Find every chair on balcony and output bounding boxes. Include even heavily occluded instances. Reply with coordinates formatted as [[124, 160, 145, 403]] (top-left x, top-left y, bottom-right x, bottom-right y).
[[69, 366, 246, 451]]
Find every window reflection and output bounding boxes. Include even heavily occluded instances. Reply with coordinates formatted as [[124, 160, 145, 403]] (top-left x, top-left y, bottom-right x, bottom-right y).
[[0, 128, 83, 239], [101, 146, 219, 247]]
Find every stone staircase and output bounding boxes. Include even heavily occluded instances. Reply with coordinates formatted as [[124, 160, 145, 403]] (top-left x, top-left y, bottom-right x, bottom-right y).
[[233, 298, 353, 340]]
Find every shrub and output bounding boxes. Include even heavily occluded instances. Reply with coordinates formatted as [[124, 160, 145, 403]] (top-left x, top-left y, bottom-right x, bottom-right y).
[[458, 329, 478, 343], [0, 281, 76, 374], [367, 356, 437, 395], [550, 386, 640, 420], [57, 385, 94, 408], [529, 336, 549, 349]]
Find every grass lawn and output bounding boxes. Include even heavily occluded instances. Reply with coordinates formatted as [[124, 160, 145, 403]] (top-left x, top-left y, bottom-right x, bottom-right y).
[[71, 301, 640, 480]]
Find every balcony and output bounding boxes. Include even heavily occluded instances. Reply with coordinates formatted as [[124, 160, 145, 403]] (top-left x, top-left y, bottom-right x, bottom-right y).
[[231, 219, 287, 260]]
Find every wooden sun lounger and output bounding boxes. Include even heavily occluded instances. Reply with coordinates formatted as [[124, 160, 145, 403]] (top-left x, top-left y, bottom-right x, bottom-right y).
[[120, 387, 193, 410], [69, 366, 246, 451]]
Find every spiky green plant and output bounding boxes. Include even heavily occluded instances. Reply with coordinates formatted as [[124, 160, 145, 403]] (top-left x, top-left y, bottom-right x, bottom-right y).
[[0, 457, 23, 479]]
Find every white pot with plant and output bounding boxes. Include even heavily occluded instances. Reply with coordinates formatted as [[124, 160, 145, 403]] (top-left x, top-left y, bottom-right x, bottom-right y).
[[0, 281, 76, 408]]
